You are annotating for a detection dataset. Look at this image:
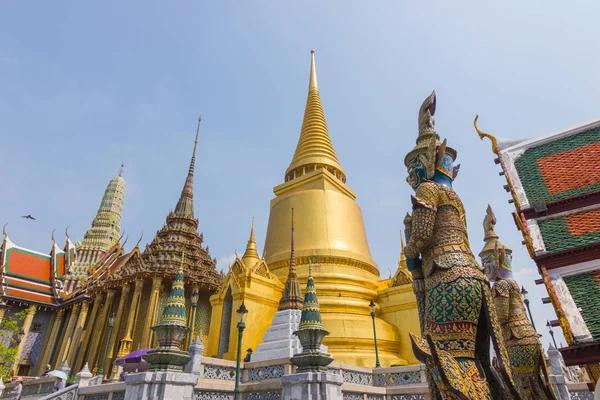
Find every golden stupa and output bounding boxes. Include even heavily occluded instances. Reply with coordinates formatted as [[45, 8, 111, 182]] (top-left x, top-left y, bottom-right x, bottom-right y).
[[207, 51, 419, 367]]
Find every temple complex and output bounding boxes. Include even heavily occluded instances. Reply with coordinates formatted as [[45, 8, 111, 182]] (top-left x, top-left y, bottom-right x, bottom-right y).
[[476, 116, 600, 389], [0, 50, 420, 381]]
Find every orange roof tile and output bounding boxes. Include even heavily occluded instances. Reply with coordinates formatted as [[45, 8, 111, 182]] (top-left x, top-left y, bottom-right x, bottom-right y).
[[537, 141, 600, 195], [566, 209, 600, 236]]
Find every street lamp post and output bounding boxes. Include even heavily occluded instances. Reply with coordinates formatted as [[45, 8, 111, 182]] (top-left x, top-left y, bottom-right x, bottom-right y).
[[547, 320, 558, 348], [190, 288, 200, 340], [369, 300, 381, 368], [521, 286, 538, 332], [98, 314, 116, 379], [234, 301, 248, 400]]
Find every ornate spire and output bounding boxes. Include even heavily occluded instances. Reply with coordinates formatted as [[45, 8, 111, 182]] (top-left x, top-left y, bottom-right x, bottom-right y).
[[278, 209, 303, 311], [145, 253, 191, 371], [299, 260, 324, 330], [158, 253, 188, 327], [392, 231, 412, 286], [291, 258, 333, 372], [174, 117, 201, 216], [242, 218, 260, 268], [285, 50, 345, 182]]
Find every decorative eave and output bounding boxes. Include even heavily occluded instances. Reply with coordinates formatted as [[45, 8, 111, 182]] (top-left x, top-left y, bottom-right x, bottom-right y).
[[535, 242, 600, 270], [559, 341, 600, 366]]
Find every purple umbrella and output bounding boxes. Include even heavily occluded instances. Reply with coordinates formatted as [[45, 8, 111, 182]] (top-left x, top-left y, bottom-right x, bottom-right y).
[[114, 348, 153, 366]]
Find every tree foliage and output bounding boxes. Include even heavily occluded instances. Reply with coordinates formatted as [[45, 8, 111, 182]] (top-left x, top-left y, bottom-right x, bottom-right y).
[[0, 309, 26, 380]]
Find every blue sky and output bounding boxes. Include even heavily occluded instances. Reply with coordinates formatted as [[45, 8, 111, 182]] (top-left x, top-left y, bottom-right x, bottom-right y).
[[3, 1, 599, 349]]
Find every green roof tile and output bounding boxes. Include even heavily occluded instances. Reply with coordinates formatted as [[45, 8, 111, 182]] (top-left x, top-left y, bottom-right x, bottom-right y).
[[564, 271, 600, 341]]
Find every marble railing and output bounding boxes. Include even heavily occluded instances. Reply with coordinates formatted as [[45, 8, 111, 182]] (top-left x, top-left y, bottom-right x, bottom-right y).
[[1, 377, 55, 399], [76, 381, 126, 400], [36, 383, 79, 400]]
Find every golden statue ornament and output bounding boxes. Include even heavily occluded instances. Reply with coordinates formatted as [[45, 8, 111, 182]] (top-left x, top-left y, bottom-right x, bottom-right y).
[[403, 91, 525, 400], [480, 205, 557, 400]]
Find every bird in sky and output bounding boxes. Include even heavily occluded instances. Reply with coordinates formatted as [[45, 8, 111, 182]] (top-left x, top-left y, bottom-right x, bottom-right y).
[[21, 215, 36, 220]]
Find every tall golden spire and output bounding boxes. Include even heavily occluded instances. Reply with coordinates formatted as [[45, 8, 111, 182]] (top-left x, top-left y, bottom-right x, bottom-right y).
[[242, 218, 260, 268], [175, 117, 201, 216], [285, 50, 345, 182]]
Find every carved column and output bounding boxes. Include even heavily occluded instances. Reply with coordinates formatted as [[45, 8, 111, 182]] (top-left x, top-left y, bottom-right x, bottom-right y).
[[66, 300, 90, 367], [72, 292, 104, 373], [103, 282, 131, 379], [88, 290, 116, 372], [54, 303, 80, 368], [117, 279, 143, 358], [140, 276, 162, 348], [13, 305, 37, 372], [33, 309, 62, 376]]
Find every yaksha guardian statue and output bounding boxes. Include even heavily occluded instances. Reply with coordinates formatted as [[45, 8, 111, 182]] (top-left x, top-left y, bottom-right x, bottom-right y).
[[480, 205, 556, 400], [403, 91, 525, 399]]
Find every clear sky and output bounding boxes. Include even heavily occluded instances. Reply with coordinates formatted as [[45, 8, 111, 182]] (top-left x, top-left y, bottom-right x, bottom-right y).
[[3, 1, 599, 349]]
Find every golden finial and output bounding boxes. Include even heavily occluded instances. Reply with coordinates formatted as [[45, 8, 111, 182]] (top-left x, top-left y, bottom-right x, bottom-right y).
[[51, 229, 56, 245], [2, 223, 7, 238], [309, 50, 318, 90], [135, 231, 144, 248], [122, 234, 129, 247], [250, 217, 255, 242], [474, 115, 499, 155], [65, 225, 70, 241]]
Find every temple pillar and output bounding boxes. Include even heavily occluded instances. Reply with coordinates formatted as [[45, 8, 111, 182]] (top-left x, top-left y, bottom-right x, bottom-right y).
[[140, 277, 162, 349], [104, 283, 131, 380], [54, 303, 80, 368], [66, 300, 90, 367], [32, 310, 59, 376], [117, 279, 143, 359], [13, 305, 37, 373], [72, 292, 104, 373], [184, 284, 200, 349], [88, 289, 116, 373], [35, 308, 65, 376]]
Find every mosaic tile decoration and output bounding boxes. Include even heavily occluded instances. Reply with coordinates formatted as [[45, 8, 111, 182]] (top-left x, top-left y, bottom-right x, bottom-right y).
[[244, 391, 281, 400], [203, 364, 237, 380], [194, 391, 234, 400], [391, 396, 426, 400], [247, 365, 285, 381], [343, 393, 364, 400], [570, 391, 594, 400], [342, 369, 372, 385], [377, 371, 421, 386]]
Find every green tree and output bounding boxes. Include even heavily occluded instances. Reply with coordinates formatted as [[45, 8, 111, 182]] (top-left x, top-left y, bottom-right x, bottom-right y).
[[0, 310, 26, 380]]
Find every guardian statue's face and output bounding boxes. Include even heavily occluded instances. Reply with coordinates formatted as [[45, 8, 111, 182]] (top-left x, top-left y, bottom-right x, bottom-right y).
[[406, 154, 428, 190]]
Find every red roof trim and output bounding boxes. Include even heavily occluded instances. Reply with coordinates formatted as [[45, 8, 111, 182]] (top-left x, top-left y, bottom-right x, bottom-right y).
[[559, 341, 600, 366]]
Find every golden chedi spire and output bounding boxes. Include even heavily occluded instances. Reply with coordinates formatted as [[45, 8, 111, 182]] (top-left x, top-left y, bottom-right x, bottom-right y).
[[392, 231, 413, 287], [285, 50, 345, 183], [242, 218, 260, 269], [263, 51, 404, 367]]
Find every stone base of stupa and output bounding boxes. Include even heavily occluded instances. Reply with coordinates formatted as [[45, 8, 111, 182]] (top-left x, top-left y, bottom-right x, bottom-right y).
[[252, 309, 327, 362], [280, 371, 343, 399], [124, 370, 199, 400]]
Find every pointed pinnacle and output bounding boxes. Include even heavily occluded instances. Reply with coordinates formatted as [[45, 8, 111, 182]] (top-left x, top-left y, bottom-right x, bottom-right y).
[[309, 50, 318, 90]]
